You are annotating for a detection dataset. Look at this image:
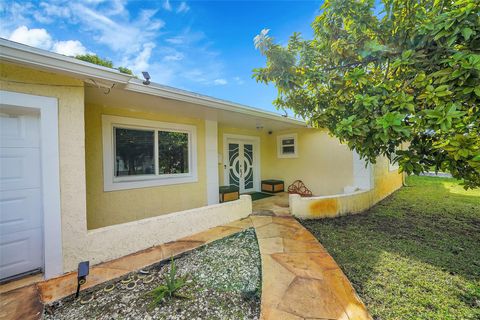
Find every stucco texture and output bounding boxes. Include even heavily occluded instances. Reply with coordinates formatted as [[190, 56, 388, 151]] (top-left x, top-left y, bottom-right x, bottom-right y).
[[291, 156, 403, 219], [85, 103, 207, 229], [263, 128, 354, 195], [218, 126, 354, 196], [1, 62, 252, 275], [1, 62, 88, 275]]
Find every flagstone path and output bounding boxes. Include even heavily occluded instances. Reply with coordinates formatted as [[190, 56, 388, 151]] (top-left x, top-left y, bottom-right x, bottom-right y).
[[252, 215, 371, 320], [0, 204, 371, 320]]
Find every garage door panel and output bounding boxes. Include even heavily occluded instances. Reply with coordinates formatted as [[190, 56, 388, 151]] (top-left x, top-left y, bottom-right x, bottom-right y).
[[0, 109, 43, 280], [0, 113, 40, 148], [0, 148, 41, 191], [0, 228, 43, 279], [0, 189, 42, 235]]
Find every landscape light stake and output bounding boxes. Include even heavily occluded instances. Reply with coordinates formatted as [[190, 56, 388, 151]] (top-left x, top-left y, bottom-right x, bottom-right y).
[[75, 261, 90, 299]]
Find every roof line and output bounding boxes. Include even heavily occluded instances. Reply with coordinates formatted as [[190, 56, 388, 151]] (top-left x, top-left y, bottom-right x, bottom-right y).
[[126, 79, 306, 126], [0, 38, 306, 126]]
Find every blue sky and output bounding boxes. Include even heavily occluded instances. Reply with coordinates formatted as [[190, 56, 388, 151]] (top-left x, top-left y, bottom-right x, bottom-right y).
[[0, 0, 324, 113]]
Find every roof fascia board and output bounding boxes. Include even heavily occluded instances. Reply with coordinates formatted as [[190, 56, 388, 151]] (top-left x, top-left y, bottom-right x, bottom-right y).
[[0, 39, 132, 84], [126, 81, 306, 127]]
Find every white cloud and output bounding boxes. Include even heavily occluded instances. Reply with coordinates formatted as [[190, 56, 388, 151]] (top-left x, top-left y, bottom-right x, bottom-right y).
[[8, 26, 88, 57], [233, 76, 245, 85], [163, 0, 172, 11], [0, 2, 34, 37], [8, 26, 53, 50], [214, 78, 227, 85], [2, 1, 228, 88], [69, 3, 164, 54], [177, 2, 190, 13], [122, 42, 156, 74], [39, 2, 71, 19], [163, 52, 184, 61], [53, 40, 87, 56], [165, 36, 185, 45]]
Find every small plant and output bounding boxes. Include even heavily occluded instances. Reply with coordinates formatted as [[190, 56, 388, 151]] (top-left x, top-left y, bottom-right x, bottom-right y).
[[148, 258, 190, 308]]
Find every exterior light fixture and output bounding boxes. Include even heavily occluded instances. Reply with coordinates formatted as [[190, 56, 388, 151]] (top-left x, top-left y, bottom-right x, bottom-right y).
[[142, 71, 151, 85], [75, 261, 90, 298]]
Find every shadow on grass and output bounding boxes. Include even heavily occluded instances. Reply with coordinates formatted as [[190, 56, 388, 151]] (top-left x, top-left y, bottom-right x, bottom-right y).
[[299, 176, 480, 319]]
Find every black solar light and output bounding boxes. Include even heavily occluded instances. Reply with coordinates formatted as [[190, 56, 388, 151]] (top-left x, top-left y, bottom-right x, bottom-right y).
[[75, 261, 90, 298], [142, 71, 151, 85]]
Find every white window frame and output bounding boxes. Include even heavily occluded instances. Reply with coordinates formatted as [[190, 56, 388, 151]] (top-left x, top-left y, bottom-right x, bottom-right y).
[[277, 133, 298, 158], [102, 115, 197, 191]]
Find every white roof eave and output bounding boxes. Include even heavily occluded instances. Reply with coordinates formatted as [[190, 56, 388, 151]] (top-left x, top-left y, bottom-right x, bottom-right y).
[[125, 79, 306, 127], [0, 38, 306, 127], [0, 38, 132, 85]]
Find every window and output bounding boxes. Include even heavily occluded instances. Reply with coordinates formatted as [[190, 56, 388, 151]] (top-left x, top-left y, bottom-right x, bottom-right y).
[[115, 128, 155, 176], [103, 115, 197, 191], [277, 133, 298, 158]]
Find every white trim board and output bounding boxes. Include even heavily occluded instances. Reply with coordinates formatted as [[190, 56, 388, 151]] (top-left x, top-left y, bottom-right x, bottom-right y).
[[205, 120, 219, 205], [222, 133, 261, 193], [102, 115, 198, 191], [0, 90, 63, 279], [277, 133, 298, 158]]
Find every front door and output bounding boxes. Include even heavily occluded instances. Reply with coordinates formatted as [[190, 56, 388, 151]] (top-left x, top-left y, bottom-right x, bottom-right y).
[[225, 139, 257, 193], [0, 109, 44, 280]]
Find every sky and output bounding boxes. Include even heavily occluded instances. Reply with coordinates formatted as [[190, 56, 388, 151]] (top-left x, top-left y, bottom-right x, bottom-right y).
[[0, 0, 324, 113]]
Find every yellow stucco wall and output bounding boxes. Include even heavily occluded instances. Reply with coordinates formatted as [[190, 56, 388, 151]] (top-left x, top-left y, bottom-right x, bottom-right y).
[[291, 156, 404, 219], [263, 128, 354, 195], [217, 126, 354, 195], [85, 103, 207, 229], [0, 62, 235, 274], [1, 62, 88, 274]]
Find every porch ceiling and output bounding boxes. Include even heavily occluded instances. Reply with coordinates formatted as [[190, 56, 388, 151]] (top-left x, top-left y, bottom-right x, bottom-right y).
[[85, 83, 306, 132]]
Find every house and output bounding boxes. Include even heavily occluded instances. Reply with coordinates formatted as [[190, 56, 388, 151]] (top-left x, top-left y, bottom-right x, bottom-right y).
[[0, 38, 403, 282]]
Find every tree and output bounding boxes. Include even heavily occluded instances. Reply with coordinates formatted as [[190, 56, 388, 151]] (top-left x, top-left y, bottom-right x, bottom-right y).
[[254, 0, 480, 188], [75, 54, 134, 75]]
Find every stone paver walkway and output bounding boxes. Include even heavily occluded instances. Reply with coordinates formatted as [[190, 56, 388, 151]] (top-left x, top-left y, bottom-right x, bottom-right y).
[[0, 210, 371, 320], [252, 192, 291, 216], [251, 215, 371, 320], [0, 218, 253, 320]]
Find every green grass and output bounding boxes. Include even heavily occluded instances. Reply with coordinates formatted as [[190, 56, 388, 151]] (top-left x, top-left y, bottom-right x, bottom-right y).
[[300, 176, 480, 320]]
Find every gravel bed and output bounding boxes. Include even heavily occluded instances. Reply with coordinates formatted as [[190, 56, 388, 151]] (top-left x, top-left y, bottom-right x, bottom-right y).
[[44, 228, 261, 320]]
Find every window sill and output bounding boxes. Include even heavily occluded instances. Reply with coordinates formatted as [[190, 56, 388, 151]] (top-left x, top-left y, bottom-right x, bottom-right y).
[[277, 154, 299, 159], [104, 175, 198, 192]]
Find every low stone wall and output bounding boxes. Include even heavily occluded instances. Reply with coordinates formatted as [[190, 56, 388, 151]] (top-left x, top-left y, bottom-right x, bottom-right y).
[[290, 190, 374, 219], [65, 195, 252, 271]]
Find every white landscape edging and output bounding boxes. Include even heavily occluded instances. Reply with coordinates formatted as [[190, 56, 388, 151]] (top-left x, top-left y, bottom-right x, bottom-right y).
[[73, 195, 252, 269]]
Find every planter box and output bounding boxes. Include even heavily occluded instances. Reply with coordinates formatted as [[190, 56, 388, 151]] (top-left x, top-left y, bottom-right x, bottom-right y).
[[261, 180, 284, 193], [219, 185, 240, 203]]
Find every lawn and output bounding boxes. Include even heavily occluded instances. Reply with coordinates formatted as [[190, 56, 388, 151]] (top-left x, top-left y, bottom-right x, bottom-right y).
[[300, 176, 480, 320]]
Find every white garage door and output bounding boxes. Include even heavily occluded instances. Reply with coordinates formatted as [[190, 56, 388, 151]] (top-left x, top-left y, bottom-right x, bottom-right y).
[[0, 109, 43, 280]]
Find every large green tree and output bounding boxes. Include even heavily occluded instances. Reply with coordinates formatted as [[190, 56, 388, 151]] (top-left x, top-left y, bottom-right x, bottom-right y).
[[254, 0, 480, 188], [76, 54, 134, 75]]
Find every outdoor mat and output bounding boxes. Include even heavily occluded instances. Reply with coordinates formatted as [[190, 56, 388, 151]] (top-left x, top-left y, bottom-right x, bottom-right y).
[[248, 192, 274, 201]]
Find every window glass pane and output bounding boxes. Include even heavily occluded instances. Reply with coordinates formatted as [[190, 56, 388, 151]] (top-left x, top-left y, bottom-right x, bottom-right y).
[[158, 131, 189, 174], [115, 128, 155, 176], [282, 138, 295, 146], [282, 146, 295, 154]]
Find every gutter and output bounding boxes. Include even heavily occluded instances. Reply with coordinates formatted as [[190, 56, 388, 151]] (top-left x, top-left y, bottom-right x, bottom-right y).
[[0, 38, 306, 127], [126, 79, 306, 126], [0, 38, 133, 84]]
